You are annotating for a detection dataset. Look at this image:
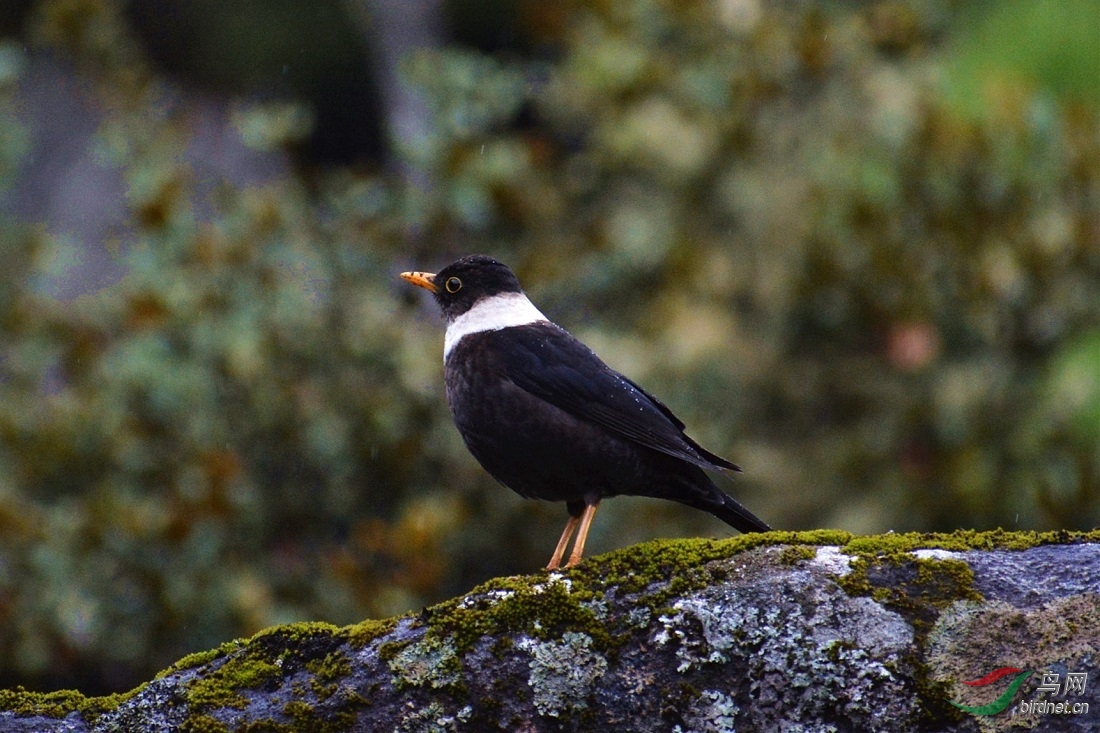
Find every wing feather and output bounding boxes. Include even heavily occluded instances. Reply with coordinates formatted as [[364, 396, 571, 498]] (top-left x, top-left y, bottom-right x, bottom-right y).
[[500, 324, 740, 472]]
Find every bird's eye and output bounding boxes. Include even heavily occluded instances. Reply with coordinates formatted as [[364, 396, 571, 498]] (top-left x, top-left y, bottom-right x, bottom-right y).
[[445, 277, 462, 293]]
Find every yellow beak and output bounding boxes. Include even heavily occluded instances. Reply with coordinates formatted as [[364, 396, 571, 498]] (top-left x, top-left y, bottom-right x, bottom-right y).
[[400, 271, 439, 293]]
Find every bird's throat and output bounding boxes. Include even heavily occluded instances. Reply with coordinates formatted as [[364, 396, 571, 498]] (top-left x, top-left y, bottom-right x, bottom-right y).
[[443, 293, 549, 360]]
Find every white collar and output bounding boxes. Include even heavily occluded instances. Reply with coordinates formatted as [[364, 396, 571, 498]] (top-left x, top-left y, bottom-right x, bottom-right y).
[[443, 292, 549, 360]]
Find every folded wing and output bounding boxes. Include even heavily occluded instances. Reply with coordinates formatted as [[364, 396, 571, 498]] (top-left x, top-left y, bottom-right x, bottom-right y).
[[501, 325, 740, 472]]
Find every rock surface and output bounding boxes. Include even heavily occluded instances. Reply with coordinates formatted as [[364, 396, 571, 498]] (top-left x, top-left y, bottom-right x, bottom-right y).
[[1, 530, 1097, 732]]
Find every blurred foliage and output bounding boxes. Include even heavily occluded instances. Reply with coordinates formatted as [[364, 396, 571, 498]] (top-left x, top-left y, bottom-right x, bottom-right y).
[[0, 0, 1097, 695], [942, 0, 1100, 117]]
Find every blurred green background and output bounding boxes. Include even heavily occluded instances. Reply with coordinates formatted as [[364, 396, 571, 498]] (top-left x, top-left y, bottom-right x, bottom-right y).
[[0, 0, 1096, 695]]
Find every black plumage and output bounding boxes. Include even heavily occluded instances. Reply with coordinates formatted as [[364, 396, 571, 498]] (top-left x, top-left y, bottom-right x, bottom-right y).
[[401, 255, 770, 569]]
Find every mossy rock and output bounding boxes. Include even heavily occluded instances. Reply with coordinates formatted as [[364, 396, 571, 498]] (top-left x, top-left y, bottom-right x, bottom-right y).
[[1, 529, 1097, 732]]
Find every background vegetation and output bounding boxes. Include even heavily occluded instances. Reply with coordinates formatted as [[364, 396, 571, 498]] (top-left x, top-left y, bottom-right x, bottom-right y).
[[0, 0, 1096, 694]]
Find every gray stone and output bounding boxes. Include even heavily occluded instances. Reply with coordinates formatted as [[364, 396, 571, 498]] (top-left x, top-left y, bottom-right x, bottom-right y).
[[1, 532, 1097, 732]]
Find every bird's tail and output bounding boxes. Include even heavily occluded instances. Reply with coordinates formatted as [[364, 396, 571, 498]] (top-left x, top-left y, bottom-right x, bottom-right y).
[[651, 466, 772, 534], [706, 491, 772, 534]]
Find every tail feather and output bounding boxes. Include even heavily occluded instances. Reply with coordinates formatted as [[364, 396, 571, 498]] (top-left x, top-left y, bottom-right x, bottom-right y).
[[646, 463, 771, 534], [707, 491, 772, 533]]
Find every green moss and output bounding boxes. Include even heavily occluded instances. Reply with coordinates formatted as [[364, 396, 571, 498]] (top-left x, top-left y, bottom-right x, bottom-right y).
[[181, 623, 337, 710], [830, 529, 1098, 619], [281, 699, 357, 732], [576, 529, 854, 595], [251, 621, 342, 645], [840, 528, 1099, 555], [306, 650, 352, 699], [838, 556, 981, 615], [169, 621, 379, 732], [157, 640, 245, 680], [309, 650, 351, 680], [569, 532, 848, 626], [0, 687, 125, 722], [282, 700, 313, 717], [779, 545, 818, 565], [179, 714, 232, 733], [490, 635, 514, 659], [173, 618, 400, 713], [376, 640, 403, 665], [345, 616, 402, 648], [424, 574, 608, 652], [185, 657, 283, 710]]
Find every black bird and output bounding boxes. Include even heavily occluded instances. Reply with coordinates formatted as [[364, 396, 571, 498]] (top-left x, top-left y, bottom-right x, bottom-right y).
[[401, 255, 770, 569]]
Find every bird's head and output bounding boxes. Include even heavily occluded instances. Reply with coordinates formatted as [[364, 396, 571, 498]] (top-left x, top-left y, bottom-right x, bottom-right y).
[[401, 254, 524, 323]]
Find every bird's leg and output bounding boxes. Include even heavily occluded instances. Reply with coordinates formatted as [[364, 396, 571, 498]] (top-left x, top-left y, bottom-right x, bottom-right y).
[[564, 501, 600, 568], [546, 515, 580, 570]]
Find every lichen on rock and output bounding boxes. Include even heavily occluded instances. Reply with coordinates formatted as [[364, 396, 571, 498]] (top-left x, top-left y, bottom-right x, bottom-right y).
[[519, 631, 609, 718], [654, 546, 917, 729], [388, 638, 463, 690], [674, 689, 739, 733], [0, 531, 1097, 732]]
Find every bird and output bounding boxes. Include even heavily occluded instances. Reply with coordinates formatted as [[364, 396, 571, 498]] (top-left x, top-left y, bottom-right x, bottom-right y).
[[400, 254, 771, 570]]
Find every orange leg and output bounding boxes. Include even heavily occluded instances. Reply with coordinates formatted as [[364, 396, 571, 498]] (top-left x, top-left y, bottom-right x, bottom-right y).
[[564, 502, 600, 568], [546, 514, 580, 570]]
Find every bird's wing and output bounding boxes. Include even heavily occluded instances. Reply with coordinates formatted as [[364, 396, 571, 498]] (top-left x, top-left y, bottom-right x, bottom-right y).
[[499, 324, 740, 472]]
